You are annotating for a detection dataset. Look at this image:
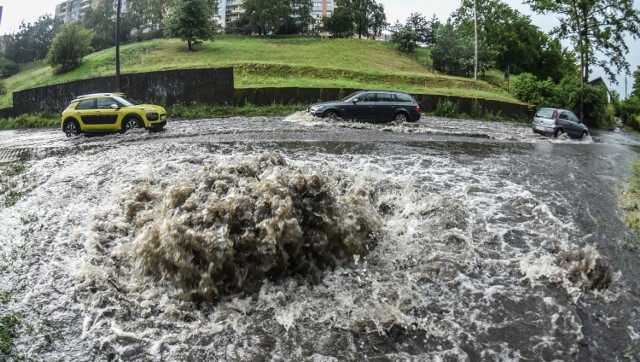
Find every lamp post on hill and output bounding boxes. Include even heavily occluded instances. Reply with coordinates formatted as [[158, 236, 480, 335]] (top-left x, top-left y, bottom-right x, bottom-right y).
[[115, 0, 122, 92], [473, 0, 478, 81]]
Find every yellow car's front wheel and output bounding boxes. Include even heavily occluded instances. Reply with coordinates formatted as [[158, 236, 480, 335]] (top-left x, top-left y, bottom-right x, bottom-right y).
[[122, 117, 142, 133]]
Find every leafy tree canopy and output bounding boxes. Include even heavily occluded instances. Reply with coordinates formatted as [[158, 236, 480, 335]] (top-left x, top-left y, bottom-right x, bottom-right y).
[[46, 23, 94, 74], [632, 66, 640, 99], [241, 0, 292, 35], [431, 23, 495, 77], [525, 0, 640, 84], [390, 25, 418, 53], [165, 0, 218, 50], [451, 0, 576, 81], [1, 15, 61, 63], [326, 0, 387, 39]]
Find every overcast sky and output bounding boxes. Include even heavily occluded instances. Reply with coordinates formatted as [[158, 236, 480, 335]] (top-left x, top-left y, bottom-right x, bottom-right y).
[[0, 0, 638, 97]]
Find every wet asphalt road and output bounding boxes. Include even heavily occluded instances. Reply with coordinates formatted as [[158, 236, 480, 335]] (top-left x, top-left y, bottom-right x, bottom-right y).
[[1, 114, 640, 360]]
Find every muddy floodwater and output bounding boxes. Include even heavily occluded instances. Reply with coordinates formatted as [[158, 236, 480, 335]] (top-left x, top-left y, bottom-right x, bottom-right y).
[[1, 114, 640, 361]]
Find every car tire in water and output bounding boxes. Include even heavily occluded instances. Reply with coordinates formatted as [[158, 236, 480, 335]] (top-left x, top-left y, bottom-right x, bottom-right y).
[[581, 131, 587, 139], [323, 110, 339, 119], [393, 112, 408, 122], [122, 117, 142, 133], [63, 120, 81, 137], [554, 128, 565, 138]]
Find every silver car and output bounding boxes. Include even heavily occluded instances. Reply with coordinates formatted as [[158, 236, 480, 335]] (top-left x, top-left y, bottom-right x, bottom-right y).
[[532, 107, 589, 139]]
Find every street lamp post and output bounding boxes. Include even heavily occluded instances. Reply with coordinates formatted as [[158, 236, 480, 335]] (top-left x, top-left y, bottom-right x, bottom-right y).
[[474, 0, 478, 81], [115, 0, 121, 92]]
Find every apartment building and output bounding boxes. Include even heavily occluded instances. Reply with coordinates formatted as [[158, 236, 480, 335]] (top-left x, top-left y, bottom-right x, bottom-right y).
[[55, 0, 129, 24], [52, 0, 328, 30], [221, 0, 333, 28], [224, 0, 244, 25], [312, 0, 334, 19], [55, 0, 96, 23]]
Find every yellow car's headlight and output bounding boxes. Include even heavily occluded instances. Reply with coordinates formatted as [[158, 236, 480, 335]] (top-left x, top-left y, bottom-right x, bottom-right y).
[[146, 112, 160, 121]]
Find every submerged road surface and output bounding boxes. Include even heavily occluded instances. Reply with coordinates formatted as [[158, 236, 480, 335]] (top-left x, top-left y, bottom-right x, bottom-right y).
[[1, 113, 640, 361]]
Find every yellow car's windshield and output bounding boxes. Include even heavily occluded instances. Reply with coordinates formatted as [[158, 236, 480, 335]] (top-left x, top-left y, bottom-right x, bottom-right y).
[[114, 96, 140, 107]]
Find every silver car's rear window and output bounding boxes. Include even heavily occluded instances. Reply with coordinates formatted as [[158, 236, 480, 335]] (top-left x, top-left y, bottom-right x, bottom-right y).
[[536, 108, 555, 119]]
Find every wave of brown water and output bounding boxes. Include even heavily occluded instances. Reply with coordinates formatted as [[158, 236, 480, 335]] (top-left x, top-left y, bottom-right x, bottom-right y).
[[124, 154, 381, 301]]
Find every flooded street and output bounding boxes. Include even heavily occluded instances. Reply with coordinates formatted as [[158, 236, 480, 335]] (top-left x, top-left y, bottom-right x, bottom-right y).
[[1, 113, 640, 361]]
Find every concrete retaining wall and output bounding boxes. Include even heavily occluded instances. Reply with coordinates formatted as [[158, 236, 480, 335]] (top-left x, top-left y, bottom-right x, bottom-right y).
[[12, 67, 235, 114], [6, 67, 531, 120]]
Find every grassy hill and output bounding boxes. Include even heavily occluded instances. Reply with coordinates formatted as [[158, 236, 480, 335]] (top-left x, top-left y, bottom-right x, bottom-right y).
[[1, 35, 521, 109]]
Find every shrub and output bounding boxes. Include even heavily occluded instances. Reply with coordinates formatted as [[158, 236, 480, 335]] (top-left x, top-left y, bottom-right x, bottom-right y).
[[560, 79, 614, 129], [513, 73, 613, 129], [0, 59, 20, 79], [391, 25, 418, 53], [169, 103, 305, 119], [46, 23, 94, 74], [628, 114, 640, 132], [435, 98, 459, 118], [469, 99, 483, 119], [512, 73, 542, 104], [621, 96, 640, 125], [0, 112, 59, 130]]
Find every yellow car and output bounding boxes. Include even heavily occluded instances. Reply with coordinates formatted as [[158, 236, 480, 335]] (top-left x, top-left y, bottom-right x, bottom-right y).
[[61, 93, 167, 137]]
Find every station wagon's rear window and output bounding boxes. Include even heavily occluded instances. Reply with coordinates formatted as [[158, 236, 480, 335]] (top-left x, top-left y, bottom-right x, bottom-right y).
[[397, 94, 413, 102]]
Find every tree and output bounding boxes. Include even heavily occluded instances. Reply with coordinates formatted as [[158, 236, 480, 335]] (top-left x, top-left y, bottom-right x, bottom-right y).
[[526, 0, 640, 83], [451, 0, 575, 82], [130, 0, 170, 39], [0, 59, 20, 79], [325, 0, 386, 38], [620, 66, 640, 126], [279, 0, 314, 34], [81, 0, 117, 50], [241, 0, 290, 35], [324, 4, 354, 38], [390, 25, 418, 52], [431, 23, 494, 77], [165, 0, 217, 50], [390, 13, 440, 48], [46, 23, 94, 74], [525, 0, 640, 117], [405, 13, 429, 44], [632, 66, 640, 99], [367, 2, 387, 39], [2, 15, 61, 63]]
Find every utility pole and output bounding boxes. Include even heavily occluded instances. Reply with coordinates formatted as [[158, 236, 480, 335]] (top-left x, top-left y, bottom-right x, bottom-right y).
[[474, 0, 478, 80], [115, 0, 122, 92], [626, 76, 628, 99]]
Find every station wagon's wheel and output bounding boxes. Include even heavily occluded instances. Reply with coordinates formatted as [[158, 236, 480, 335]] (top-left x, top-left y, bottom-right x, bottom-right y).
[[393, 112, 408, 122], [554, 128, 565, 138], [122, 117, 142, 133], [581, 131, 588, 139], [63, 120, 80, 137], [323, 110, 339, 119]]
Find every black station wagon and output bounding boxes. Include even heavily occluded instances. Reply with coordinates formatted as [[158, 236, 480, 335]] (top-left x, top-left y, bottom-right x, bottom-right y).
[[307, 90, 422, 123]]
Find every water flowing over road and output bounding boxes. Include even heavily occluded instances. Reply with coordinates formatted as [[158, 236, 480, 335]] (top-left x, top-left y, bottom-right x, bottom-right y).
[[1, 113, 639, 361]]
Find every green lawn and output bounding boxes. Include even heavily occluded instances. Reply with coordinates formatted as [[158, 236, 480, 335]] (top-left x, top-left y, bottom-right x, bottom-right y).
[[1, 35, 522, 109]]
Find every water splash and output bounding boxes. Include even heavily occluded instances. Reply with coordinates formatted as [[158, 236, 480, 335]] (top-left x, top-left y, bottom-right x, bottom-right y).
[[125, 154, 382, 301]]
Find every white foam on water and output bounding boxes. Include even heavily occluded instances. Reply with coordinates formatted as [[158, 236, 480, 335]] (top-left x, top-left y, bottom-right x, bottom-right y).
[[0, 117, 624, 360]]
